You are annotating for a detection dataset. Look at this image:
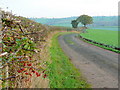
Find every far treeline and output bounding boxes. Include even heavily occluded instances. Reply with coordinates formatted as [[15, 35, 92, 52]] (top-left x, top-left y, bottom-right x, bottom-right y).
[[30, 16, 118, 27]]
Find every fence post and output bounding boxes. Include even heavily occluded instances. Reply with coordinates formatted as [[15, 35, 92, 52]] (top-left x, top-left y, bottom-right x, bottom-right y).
[[0, 9, 3, 89]]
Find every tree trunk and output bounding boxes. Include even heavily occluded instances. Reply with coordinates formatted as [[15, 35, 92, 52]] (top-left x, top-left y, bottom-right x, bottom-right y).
[[84, 24, 86, 27], [83, 24, 87, 33]]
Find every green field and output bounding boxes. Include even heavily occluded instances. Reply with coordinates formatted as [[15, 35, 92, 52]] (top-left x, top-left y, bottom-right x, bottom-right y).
[[90, 26, 118, 31], [80, 29, 119, 47], [47, 32, 90, 88]]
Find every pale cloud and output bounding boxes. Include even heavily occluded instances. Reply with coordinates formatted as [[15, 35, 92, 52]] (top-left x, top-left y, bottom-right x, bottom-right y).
[[0, 0, 119, 18]]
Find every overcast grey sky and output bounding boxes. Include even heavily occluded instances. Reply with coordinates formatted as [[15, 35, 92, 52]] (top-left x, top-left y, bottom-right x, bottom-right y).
[[0, 0, 119, 18]]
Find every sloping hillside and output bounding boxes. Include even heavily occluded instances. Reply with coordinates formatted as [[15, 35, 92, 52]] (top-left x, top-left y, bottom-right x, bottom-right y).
[[30, 16, 118, 27]]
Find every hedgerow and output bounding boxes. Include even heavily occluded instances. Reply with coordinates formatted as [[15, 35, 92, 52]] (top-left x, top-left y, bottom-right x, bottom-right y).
[[0, 10, 67, 88]]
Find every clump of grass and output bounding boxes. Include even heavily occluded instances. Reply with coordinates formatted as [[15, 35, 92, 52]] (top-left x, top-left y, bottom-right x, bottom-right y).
[[47, 32, 90, 88]]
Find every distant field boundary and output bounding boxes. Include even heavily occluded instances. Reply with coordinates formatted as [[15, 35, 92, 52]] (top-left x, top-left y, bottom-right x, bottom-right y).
[[77, 35, 120, 53]]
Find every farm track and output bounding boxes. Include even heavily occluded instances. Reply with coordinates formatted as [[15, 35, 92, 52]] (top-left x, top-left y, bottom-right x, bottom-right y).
[[58, 33, 118, 88]]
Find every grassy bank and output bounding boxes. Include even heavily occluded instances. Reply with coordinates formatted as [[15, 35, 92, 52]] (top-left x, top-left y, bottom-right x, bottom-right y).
[[47, 32, 90, 88]]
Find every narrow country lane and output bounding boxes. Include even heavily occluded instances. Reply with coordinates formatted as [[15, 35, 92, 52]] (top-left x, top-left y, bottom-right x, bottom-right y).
[[58, 33, 118, 88]]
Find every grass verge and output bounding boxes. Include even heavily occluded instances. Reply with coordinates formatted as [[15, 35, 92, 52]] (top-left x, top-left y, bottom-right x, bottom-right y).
[[79, 29, 119, 53], [47, 32, 90, 88], [78, 37, 120, 53], [80, 29, 118, 47]]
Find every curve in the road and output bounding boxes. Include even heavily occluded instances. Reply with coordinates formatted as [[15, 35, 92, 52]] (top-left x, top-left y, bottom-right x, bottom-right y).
[[58, 33, 118, 88]]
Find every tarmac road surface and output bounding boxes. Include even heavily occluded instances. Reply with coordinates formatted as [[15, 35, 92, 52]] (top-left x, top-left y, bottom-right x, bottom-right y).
[[58, 33, 118, 88]]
